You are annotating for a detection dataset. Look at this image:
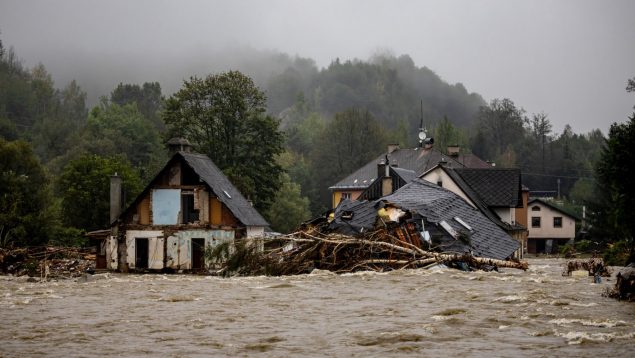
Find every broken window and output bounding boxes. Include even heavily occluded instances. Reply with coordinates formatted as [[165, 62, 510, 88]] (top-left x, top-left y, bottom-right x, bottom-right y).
[[553, 217, 562, 228], [531, 217, 541, 228], [181, 193, 199, 224]]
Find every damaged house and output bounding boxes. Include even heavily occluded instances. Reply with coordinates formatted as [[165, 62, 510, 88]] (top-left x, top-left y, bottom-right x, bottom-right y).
[[97, 138, 268, 272], [331, 179, 520, 261]]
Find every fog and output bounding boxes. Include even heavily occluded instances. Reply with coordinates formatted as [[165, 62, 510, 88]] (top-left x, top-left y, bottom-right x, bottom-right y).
[[1, 0, 633, 133]]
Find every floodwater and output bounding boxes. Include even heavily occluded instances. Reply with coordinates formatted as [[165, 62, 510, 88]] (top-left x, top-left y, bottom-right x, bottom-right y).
[[1, 259, 634, 357]]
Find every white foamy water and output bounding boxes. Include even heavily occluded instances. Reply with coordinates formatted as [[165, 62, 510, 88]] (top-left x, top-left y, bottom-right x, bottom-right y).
[[0, 259, 633, 356]]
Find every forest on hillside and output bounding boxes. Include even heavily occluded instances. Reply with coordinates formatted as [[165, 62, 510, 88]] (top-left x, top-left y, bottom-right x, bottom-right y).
[[0, 37, 613, 246]]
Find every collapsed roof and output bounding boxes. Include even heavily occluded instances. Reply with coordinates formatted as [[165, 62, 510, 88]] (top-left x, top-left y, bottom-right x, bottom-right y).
[[329, 179, 519, 260]]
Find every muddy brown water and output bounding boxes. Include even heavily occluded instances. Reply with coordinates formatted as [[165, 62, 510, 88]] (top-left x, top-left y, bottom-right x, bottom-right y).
[[1, 258, 634, 357]]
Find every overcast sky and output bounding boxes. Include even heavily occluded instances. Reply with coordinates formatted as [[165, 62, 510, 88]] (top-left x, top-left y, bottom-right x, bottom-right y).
[[1, 0, 633, 134]]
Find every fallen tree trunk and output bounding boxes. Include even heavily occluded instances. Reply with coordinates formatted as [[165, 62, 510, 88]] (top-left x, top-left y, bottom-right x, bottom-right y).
[[220, 229, 527, 276]]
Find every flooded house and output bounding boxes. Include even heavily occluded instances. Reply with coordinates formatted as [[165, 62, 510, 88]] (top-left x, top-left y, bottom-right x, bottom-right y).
[[420, 165, 529, 258], [330, 178, 520, 261], [527, 198, 579, 254], [351, 151, 528, 259], [96, 138, 268, 272]]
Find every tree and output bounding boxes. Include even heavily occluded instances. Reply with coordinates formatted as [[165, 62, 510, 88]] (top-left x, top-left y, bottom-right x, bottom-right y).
[[588, 116, 635, 262], [473, 98, 528, 163], [82, 100, 165, 180], [111, 82, 163, 130], [530, 112, 552, 173], [58, 154, 142, 232], [163, 71, 284, 211], [310, 108, 388, 210], [0, 139, 55, 246], [265, 173, 311, 233]]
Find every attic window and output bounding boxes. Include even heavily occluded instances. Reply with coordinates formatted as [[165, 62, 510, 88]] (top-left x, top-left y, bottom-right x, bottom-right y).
[[531, 206, 541, 211], [454, 216, 473, 231], [223, 190, 232, 199]]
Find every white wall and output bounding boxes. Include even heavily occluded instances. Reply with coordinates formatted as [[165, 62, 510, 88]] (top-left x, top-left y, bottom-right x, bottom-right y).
[[527, 202, 576, 240], [421, 168, 476, 208]]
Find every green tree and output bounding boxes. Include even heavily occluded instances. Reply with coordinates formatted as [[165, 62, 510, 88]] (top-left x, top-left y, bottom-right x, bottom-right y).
[[110, 82, 163, 130], [83, 100, 165, 179], [163, 71, 284, 211], [530, 112, 552, 173], [310, 108, 388, 210], [58, 154, 142, 232], [587, 80, 635, 262], [265, 173, 311, 233], [0, 139, 55, 247], [472, 98, 528, 163]]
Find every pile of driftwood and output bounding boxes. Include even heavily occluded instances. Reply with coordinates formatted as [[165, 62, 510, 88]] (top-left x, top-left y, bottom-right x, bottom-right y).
[[0, 247, 95, 279], [563, 258, 612, 277], [218, 227, 527, 276]]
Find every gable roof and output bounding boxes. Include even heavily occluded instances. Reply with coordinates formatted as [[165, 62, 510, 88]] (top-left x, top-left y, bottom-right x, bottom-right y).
[[423, 165, 525, 232], [528, 198, 581, 221], [178, 152, 269, 227], [452, 168, 522, 207], [330, 147, 477, 191], [116, 151, 268, 227], [382, 179, 520, 260]]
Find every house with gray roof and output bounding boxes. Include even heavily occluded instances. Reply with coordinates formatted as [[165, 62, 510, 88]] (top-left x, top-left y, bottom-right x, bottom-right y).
[[328, 143, 490, 208], [101, 139, 268, 272], [421, 165, 528, 258], [329, 179, 520, 260]]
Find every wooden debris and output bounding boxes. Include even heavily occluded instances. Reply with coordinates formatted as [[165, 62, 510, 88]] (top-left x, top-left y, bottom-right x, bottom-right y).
[[221, 227, 527, 276], [563, 258, 611, 277]]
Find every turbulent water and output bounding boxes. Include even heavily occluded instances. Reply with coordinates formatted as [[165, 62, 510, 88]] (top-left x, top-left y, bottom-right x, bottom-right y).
[[1, 259, 634, 357]]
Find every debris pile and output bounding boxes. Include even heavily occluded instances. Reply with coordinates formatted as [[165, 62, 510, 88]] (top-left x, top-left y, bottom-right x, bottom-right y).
[[0, 247, 95, 279], [605, 264, 635, 301], [563, 258, 612, 277], [219, 223, 527, 277]]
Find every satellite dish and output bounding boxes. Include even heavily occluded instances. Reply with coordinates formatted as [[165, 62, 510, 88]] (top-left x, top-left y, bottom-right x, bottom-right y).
[[418, 130, 427, 141]]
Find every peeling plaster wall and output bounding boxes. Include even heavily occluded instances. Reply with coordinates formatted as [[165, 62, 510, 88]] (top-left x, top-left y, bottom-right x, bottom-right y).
[[166, 230, 234, 270], [246, 226, 265, 238], [125, 230, 164, 270], [106, 236, 118, 270]]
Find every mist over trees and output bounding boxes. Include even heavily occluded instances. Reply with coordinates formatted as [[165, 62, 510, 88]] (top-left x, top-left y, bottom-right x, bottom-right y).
[[0, 35, 619, 244]]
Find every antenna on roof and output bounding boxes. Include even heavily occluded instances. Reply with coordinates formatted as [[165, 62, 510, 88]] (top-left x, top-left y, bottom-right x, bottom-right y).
[[418, 100, 427, 147]]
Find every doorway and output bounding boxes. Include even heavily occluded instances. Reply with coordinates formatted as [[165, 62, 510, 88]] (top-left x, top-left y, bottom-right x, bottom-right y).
[[192, 238, 205, 271], [135, 238, 149, 269]]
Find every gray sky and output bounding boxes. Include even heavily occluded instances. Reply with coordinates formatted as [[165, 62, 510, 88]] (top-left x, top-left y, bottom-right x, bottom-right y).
[[1, 0, 633, 134]]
